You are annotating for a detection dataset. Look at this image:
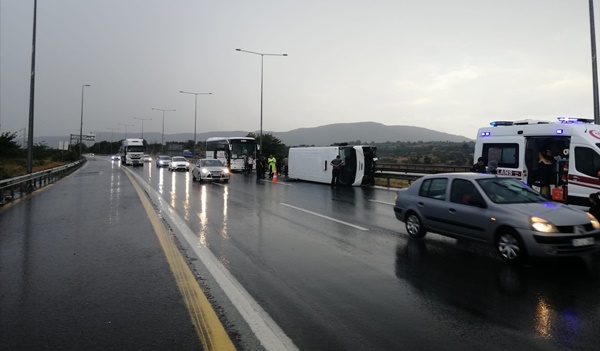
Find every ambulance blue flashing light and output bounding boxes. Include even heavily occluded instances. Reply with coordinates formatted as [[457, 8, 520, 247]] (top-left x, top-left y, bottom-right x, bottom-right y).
[[557, 116, 594, 124], [490, 121, 514, 127], [555, 129, 564, 135], [480, 131, 491, 137]]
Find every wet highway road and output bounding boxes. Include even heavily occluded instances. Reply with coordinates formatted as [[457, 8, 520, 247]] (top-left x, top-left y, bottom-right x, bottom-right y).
[[3, 156, 600, 351]]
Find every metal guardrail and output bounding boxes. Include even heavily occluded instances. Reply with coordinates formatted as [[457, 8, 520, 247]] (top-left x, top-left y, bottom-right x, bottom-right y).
[[376, 163, 471, 174], [0, 160, 86, 206], [374, 163, 471, 188]]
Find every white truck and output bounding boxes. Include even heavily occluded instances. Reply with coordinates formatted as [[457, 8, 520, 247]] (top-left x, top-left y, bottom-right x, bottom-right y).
[[474, 117, 600, 206], [118, 138, 145, 166], [288, 145, 377, 186]]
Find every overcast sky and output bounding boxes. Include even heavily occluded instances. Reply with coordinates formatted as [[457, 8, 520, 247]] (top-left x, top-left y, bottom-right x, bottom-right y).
[[1, 0, 598, 141]]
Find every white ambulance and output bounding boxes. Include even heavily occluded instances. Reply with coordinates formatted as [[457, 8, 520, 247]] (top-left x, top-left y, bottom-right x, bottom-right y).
[[474, 117, 600, 206]]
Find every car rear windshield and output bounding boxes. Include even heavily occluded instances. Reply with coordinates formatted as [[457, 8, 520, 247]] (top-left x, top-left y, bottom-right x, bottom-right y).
[[476, 178, 546, 204]]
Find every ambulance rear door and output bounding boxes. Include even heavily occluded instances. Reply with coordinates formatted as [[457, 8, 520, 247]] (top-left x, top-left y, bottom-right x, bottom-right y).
[[569, 130, 600, 206]]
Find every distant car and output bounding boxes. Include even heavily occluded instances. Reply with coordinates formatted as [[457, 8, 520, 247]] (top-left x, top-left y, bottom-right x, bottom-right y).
[[143, 154, 152, 162], [89, 153, 94, 157], [169, 156, 190, 172], [155, 155, 171, 168], [393, 172, 600, 263], [192, 159, 230, 183], [111, 154, 120, 161]]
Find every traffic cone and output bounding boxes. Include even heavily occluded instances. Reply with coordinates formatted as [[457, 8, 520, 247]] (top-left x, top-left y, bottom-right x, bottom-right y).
[[272, 171, 278, 183]]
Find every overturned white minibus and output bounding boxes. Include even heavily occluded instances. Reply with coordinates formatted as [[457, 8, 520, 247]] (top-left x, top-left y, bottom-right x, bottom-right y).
[[288, 145, 377, 186]]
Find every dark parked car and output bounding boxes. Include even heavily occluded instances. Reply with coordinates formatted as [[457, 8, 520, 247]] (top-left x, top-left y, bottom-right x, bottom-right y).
[[393, 173, 600, 262]]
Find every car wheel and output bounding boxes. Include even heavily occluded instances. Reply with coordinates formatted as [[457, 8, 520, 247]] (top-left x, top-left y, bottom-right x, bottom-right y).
[[223, 179, 229, 183], [496, 230, 527, 263], [405, 212, 426, 238]]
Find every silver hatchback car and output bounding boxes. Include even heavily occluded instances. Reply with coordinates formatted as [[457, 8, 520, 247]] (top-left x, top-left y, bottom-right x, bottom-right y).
[[192, 159, 230, 183], [393, 173, 600, 262]]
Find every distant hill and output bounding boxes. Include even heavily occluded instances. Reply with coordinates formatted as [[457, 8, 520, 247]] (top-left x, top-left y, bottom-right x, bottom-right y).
[[32, 122, 471, 148], [271, 122, 471, 146]]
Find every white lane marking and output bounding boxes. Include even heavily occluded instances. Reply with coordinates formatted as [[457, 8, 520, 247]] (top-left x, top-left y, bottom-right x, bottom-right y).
[[369, 199, 395, 206], [280, 203, 369, 231], [126, 169, 298, 351]]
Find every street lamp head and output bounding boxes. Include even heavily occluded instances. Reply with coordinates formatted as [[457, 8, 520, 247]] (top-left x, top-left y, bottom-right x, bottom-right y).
[[236, 48, 241, 51], [283, 54, 288, 56]]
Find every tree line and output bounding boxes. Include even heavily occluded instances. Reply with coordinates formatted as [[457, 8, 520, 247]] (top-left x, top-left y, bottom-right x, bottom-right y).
[[1, 129, 475, 179]]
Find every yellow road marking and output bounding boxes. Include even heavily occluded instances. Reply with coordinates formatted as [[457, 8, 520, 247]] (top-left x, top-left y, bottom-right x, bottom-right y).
[[126, 171, 236, 351]]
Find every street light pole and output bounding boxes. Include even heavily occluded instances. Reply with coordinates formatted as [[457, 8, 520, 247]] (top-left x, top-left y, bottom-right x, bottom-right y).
[[118, 123, 134, 139], [133, 117, 152, 140], [106, 127, 119, 155], [79, 84, 91, 159], [26, 0, 37, 174], [589, 0, 600, 124], [151, 108, 176, 151], [235, 48, 287, 153], [179, 91, 212, 158]]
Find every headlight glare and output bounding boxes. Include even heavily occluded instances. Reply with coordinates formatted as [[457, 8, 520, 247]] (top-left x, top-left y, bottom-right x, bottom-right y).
[[586, 212, 600, 229], [531, 216, 558, 233]]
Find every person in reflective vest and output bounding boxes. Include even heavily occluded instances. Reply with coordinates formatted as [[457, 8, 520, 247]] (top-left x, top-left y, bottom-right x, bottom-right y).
[[267, 155, 277, 178]]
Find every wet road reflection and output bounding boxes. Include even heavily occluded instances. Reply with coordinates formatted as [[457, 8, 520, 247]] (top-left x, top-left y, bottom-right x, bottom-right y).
[[128, 165, 600, 351], [395, 237, 600, 351], [109, 159, 122, 225]]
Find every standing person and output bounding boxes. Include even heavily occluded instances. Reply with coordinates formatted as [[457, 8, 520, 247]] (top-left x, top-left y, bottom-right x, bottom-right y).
[[256, 155, 265, 179], [330, 155, 345, 186], [487, 160, 498, 174], [538, 148, 555, 199], [283, 156, 289, 176], [267, 155, 277, 179], [471, 157, 486, 173], [246, 155, 254, 176], [589, 193, 600, 221]]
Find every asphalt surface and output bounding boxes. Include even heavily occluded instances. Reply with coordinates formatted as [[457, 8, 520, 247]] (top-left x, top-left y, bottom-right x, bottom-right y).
[[3, 155, 600, 351], [0, 159, 209, 350]]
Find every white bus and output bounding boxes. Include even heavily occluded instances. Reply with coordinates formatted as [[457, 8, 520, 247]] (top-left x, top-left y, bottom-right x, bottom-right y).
[[288, 145, 377, 186], [205, 137, 257, 172], [118, 138, 145, 166], [475, 117, 600, 206]]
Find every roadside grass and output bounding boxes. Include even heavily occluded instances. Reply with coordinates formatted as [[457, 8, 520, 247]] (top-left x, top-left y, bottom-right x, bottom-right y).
[[0, 159, 67, 180], [374, 178, 410, 189]]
